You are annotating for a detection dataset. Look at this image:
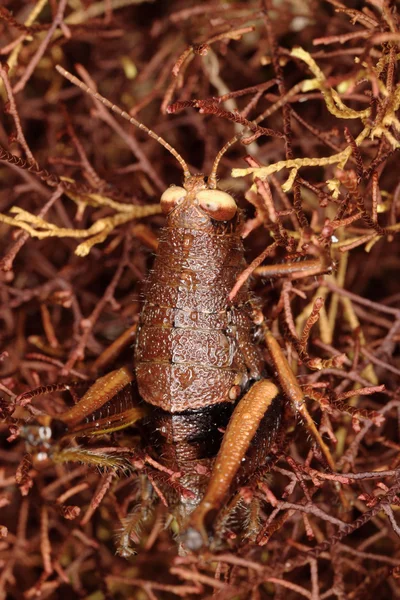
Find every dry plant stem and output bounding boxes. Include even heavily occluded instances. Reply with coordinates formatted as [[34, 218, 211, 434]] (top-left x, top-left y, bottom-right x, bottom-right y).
[[91, 323, 137, 372], [56, 482, 89, 505], [0, 63, 36, 164], [107, 575, 201, 597], [325, 280, 400, 318], [361, 347, 400, 377], [171, 25, 255, 78], [0, 145, 83, 192], [169, 567, 226, 590], [63, 64, 183, 190], [63, 236, 131, 371], [40, 303, 59, 349], [216, 79, 278, 103], [13, 0, 68, 95], [253, 168, 277, 222], [0, 499, 29, 599], [40, 506, 52, 575], [304, 480, 400, 562], [300, 298, 324, 349], [80, 472, 115, 526], [313, 31, 371, 45], [0, 185, 64, 271], [23, 349, 87, 373], [0, 34, 27, 56], [0, 0, 48, 94], [262, 3, 308, 229], [62, 106, 105, 190], [174, 100, 284, 140], [0, 1, 399, 596], [0, 7, 35, 38]]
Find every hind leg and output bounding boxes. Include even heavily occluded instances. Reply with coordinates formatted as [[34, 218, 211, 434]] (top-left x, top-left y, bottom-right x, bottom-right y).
[[185, 379, 281, 548]]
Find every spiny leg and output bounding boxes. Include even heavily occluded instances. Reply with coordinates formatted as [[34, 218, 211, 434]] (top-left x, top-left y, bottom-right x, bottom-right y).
[[117, 475, 155, 557], [185, 379, 280, 548], [253, 253, 332, 281], [229, 250, 332, 302], [240, 251, 337, 468], [59, 366, 135, 428], [212, 485, 262, 545], [260, 322, 336, 470], [257, 317, 353, 511], [54, 367, 147, 469], [24, 367, 146, 471], [52, 446, 135, 474]]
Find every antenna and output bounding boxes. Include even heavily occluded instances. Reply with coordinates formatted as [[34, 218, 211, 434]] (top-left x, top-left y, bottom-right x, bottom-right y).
[[55, 65, 191, 181], [208, 132, 243, 189]]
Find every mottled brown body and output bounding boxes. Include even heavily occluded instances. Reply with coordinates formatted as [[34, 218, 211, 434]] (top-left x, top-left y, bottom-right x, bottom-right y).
[[135, 177, 263, 412], [19, 66, 330, 551], [134, 176, 276, 518]]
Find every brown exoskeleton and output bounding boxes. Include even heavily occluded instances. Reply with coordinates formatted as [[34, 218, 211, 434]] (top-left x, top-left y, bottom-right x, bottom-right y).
[[18, 66, 333, 553]]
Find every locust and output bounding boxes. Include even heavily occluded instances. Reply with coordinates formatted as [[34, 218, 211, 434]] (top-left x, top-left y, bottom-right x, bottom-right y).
[[18, 65, 333, 554]]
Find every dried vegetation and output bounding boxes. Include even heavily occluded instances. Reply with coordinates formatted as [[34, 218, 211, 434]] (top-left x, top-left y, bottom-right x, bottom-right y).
[[0, 0, 400, 598]]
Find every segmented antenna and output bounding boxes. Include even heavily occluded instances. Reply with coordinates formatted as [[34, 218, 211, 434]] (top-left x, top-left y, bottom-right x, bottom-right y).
[[55, 65, 191, 181], [208, 133, 243, 189]]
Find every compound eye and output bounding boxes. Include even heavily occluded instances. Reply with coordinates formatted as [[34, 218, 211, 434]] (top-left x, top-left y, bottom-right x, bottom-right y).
[[38, 426, 52, 441], [160, 186, 187, 214], [196, 190, 237, 221]]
